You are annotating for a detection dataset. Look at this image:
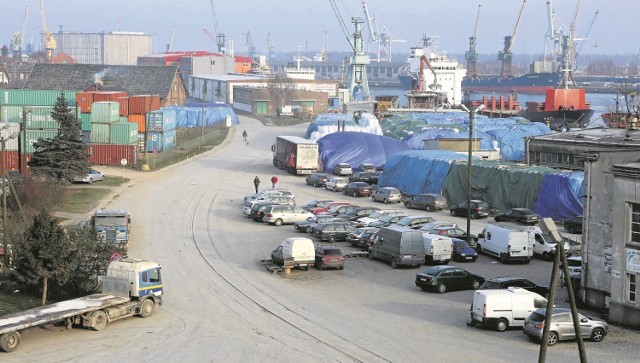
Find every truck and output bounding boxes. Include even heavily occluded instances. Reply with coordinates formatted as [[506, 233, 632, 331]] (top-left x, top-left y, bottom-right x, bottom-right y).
[[271, 136, 319, 175], [0, 258, 163, 353], [368, 225, 425, 269], [92, 209, 131, 245], [476, 222, 534, 264]]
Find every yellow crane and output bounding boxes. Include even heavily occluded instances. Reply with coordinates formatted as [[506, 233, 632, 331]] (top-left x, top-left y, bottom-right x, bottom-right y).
[[39, 0, 56, 61]]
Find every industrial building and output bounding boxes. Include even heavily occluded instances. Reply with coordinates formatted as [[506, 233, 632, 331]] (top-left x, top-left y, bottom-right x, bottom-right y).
[[53, 31, 153, 65]]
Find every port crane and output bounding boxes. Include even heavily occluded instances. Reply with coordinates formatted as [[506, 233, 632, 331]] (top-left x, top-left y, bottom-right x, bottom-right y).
[[465, 4, 481, 79], [39, 0, 56, 61], [10, 5, 29, 59], [244, 31, 256, 57], [499, 0, 527, 79], [209, 0, 226, 54], [361, 0, 406, 62], [267, 33, 276, 60], [166, 25, 175, 52], [329, 0, 370, 101]]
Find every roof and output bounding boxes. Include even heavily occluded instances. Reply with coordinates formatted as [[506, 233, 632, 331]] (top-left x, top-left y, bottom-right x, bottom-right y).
[[532, 128, 640, 147], [22, 63, 181, 97]]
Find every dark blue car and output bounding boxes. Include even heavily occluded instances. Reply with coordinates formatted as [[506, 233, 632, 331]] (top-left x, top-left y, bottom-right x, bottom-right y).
[[451, 238, 478, 262]]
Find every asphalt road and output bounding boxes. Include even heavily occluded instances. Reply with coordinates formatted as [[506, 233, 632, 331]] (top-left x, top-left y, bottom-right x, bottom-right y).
[[5, 116, 640, 362]]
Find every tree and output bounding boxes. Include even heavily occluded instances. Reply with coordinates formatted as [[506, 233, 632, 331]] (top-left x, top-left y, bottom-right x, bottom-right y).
[[268, 74, 296, 116], [12, 210, 74, 305], [28, 92, 91, 182]]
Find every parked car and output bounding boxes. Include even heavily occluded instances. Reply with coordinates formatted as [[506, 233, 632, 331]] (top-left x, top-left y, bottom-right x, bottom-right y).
[[343, 182, 373, 197], [451, 238, 479, 262], [414, 265, 485, 293], [371, 187, 403, 204], [315, 245, 345, 270], [563, 215, 583, 234], [293, 215, 341, 233], [305, 173, 330, 188], [310, 201, 351, 215], [262, 205, 314, 226], [523, 308, 608, 346], [429, 226, 477, 248], [249, 202, 279, 222], [356, 209, 407, 227], [244, 189, 293, 204], [306, 217, 347, 235], [301, 199, 334, 212], [243, 196, 295, 216], [346, 227, 378, 245], [393, 215, 435, 230], [359, 163, 376, 173], [560, 256, 582, 286], [348, 172, 377, 184], [479, 276, 550, 298], [317, 204, 358, 217], [74, 169, 104, 183], [354, 229, 379, 249], [403, 193, 448, 212], [312, 220, 356, 242], [494, 208, 541, 225], [325, 177, 349, 192], [368, 214, 406, 228], [335, 206, 380, 222], [420, 221, 458, 234], [332, 163, 353, 176], [449, 199, 490, 219]]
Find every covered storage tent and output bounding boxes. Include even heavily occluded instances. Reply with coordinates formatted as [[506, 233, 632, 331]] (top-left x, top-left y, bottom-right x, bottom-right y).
[[305, 112, 383, 142], [534, 172, 584, 220], [164, 103, 239, 128]]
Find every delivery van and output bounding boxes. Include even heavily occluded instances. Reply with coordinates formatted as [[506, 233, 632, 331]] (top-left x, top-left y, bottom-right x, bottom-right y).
[[469, 287, 548, 331], [271, 237, 315, 270], [422, 234, 453, 264], [368, 226, 424, 269], [476, 222, 533, 264]]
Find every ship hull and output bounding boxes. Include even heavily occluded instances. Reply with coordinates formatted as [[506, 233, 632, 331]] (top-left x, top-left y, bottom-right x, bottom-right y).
[[517, 109, 595, 130], [462, 72, 563, 94]]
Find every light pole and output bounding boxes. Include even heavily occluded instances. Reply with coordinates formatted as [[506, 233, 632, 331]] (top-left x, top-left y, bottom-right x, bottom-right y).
[[460, 104, 485, 241], [1, 123, 19, 274]]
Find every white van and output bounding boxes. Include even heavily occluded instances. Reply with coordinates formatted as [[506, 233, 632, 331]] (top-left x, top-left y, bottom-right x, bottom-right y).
[[476, 222, 533, 264], [531, 226, 572, 261], [469, 287, 548, 331], [271, 237, 315, 269], [422, 234, 453, 264]]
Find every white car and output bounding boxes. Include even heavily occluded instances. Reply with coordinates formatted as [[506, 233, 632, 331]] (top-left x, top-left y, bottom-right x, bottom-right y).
[[325, 177, 348, 192], [332, 163, 353, 176], [74, 169, 104, 183]]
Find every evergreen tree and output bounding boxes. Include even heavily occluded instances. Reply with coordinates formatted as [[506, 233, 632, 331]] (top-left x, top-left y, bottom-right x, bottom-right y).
[[12, 210, 74, 305], [28, 92, 91, 182]]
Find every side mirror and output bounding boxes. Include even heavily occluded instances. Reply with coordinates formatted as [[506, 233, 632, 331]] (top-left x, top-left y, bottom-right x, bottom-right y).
[[581, 318, 588, 323]]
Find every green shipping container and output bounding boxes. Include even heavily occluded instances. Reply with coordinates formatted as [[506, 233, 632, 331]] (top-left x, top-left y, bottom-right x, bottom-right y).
[[90, 102, 120, 123], [90, 123, 110, 144], [0, 89, 77, 106], [109, 122, 138, 144], [24, 129, 59, 153], [80, 113, 91, 131], [1, 105, 76, 127], [0, 105, 24, 123]]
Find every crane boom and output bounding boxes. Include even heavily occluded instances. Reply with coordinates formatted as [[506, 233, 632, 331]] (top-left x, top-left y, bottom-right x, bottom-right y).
[[575, 10, 598, 56], [11, 5, 29, 56], [209, 0, 226, 54], [329, 0, 355, 52], [39, 0, 56, 61], [465, 4, 482, 78], [499, 0, 527, 78]]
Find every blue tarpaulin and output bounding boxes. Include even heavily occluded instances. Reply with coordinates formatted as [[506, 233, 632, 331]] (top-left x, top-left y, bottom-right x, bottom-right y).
[[534, 172, 584, 220], [163, 104, 240, 128], [317, 132, 411, 172]]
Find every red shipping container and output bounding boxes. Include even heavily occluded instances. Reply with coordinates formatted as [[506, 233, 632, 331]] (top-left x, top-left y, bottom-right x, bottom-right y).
[[128, 114, 146, 133], [87, 144, 137, 166], [76, 92, 96, 113], [116, 97, 130, 116], [93, 91, 128, 102], [1, 150, 20, 171], [19, 153, 33, 176], [128, 95, 161, 114]]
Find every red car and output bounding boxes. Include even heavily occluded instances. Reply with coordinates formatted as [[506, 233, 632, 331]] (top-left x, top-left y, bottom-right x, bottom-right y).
[[310, 201, 351, 215]]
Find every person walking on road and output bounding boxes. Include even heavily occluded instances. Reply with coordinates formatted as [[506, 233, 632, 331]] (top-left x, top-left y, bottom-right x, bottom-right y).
[[253, 176, 260, 194], [242, 130, 248, 142], [271, 175, 278, 189]]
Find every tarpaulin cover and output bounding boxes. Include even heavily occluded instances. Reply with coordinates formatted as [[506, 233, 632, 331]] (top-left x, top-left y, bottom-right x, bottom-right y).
[[534, 172, 584, 220], [317, 131, 411, 172], [442, 160, 570, 214], [377, 150, 469, 195], [163, 104, 239, 128], [305, 112, 383, 142]]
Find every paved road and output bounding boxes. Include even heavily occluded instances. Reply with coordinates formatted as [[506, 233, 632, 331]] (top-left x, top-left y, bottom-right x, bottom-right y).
[[5, 117, 639, 362]]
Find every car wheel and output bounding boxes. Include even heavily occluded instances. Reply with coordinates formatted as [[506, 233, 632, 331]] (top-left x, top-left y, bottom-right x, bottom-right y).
[[471, 279, 481, 290], [339, 266, 344, 270], [383, 198, 388, 204], [500, 254, 508, 264], [368, 251, 374, 260], [470, 211, 478, 219], [567, 225, 576, 234], [353, 191, 357, 198], [313, 181, 318, 187], [274, 219, 283, 226], [390, 257, 398, 269], [329, 235, 337, 243], [426, 205, 433, 212], [333, 187, 337, 192], [543, 252, 551, 261], [437, 283, 447, 293], [450, 209, 456, 216], [547, 332, 559, 346], [317, 262, 325, 270], [372, 196, 376, 202], [496, 318, 508, 332], [88, 178, 93, 184], [404, 202, 410, 208], [591, 327, 605, 342]]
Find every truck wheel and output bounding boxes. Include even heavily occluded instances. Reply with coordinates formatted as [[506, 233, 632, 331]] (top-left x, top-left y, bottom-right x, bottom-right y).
[[274, 219, 283, 226], [91, 310, 108, 331], [390, 257, 398, 269], [426, 205, 433, 212], [139, 299, 155, 318], [0, 331, 20, 353], [496, 318, 508, 332]]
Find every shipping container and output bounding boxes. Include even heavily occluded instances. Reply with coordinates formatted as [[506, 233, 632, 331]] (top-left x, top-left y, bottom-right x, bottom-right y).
[[24, 129, 59, 153], [90, 123, 110, 144], [146, 109, 176, 132], [109, 122, 138, 145], [90, 101, 120, 123], [93, 91, 128, 102], [137, 133, 145, 152], [87, 144, 137, 166], [128, 95, 161, 114], [2, 105, 75, 127], [0, 123, 21, 151], [82, 131, 91, 144], [116, 97, 129, 116], [0, 105, 24, 123], [76, 92, 95, 113], [146, 130, 176, 152], [2, 150, 20, 170], [20, 153, 33, 176], [0, 89, 77, 106], [80, 112, 91, 131], [128, 114, 146, 133]]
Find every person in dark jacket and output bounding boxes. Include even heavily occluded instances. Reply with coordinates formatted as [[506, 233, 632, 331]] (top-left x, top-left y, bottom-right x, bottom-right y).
[[253, 176, 260, 193], [242, 130, 248, 142]]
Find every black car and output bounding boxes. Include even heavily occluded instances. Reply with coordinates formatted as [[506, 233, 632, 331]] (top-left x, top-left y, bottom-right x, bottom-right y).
[[312, 221, 356, 242], [342, 182, 373, 197], [348, 172, 377, 184], [317, 204, 359, 217], [249, 202, 278, 222], [293, 215, 340, 233], [368, 214, 405, 228], [403, 193, 448, 212], [450, 199, 490, 219], [415, 265, 485, 293], [305, 173, 330, 188], [563, 215, 583, 234], [494, 208, 541, 225], [359, 163, 377, 173], [479, 276, 550, 298], [451, 238, 478, 262], [335, 206, 380, 222], [351, 229, 379, 249], [430, 227, 478, 248]]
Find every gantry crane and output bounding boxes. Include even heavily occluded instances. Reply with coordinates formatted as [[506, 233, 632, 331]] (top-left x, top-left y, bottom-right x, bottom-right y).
[[329, 0, 370, 101], [267, 33, 276, 60], [465, 4, 482, 79], [244, 31, 256, 57], [209, 0, 226, 54], [39, 0, 56, 61], [11, 5, 29, 59], [499, 0, 527, 79], [361, 0, 406, 62]]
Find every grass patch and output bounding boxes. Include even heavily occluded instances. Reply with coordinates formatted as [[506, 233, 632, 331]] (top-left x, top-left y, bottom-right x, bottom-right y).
[[99, 176, 130, 187], [62, 188, 113, 214], [0, 274, 41, 316]]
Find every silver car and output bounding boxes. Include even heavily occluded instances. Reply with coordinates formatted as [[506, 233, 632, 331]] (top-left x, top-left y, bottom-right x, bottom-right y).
[[262, 205, 314, 226], [523, 307, 608, 346], [371, 187, 402, 204], [325, 177, 348, 192], [74, 169, 104, 183], [332, 163, 353, 176]]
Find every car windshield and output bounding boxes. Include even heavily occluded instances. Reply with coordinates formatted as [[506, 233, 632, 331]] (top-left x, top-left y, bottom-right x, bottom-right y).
[[327, 205, 343, 213], [454, 240, 470, 248], [368, 211, 383, 219], [528, 312, 546, 322], [480, 281, 502, 289], [323, 249, 342, 256], [316, 201, 332, 208]]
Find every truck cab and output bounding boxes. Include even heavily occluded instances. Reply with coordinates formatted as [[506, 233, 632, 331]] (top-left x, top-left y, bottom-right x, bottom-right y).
[[92, 209, 131, 245]]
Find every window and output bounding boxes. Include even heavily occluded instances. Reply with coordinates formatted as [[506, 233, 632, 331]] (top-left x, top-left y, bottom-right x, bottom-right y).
[[628, 273, 637, 303], [631, 203, 640, 243]]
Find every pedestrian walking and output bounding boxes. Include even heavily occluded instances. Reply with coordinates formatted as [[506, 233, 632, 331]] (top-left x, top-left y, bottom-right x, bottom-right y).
[[253, 176, 260, 194], [242, 130, 248, 142], [271, 175, 278, 189]]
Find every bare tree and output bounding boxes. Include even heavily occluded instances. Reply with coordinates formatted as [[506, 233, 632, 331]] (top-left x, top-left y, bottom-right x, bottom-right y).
[[604, 82, 639, 127], [268, 74, 296, 116]]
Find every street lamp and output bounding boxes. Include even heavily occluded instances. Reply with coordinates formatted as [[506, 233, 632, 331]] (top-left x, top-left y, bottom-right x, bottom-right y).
[[1, 123, 19, 274], [460, 104, 485, 241]]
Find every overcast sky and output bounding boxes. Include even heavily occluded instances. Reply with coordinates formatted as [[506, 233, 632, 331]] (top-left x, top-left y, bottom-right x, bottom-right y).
[[2, 0, 635, 59]]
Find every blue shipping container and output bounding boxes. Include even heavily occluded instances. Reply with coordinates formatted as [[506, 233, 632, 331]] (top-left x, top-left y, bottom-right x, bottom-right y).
[[146, 109, 177, 132], [146, 130, 176, 153]]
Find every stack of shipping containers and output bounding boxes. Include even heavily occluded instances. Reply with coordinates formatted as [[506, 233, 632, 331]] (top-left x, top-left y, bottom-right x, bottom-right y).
[[146, 109, 177, 152]]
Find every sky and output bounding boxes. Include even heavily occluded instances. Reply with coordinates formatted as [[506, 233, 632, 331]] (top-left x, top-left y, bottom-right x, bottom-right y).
[[1, 0, 637, 59]]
